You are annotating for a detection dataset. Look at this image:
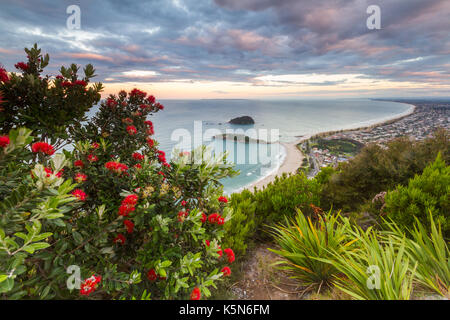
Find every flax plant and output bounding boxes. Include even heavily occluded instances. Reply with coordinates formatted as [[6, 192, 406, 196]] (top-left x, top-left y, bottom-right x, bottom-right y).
[[268, 209, 358, 290]]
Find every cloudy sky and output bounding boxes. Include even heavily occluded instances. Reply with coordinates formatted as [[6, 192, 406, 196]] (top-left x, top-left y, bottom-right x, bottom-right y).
[[0, 0, 449, 98]]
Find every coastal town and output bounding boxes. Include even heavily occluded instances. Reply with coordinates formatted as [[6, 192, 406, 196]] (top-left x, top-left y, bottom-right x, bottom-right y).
[[299, 100, 450, 176]]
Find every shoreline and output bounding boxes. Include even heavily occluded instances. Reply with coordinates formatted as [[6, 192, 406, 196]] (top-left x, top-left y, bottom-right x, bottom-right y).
[[239, 101, 417, 192]]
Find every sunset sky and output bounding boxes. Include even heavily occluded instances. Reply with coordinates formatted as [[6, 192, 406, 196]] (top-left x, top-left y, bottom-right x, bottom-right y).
[[0, 0, 449, 99]]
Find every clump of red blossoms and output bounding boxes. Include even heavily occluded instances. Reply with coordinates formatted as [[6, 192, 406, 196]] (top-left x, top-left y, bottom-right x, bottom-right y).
[[132, 152, 145, 161], [31, 142, 55, 155], [200, 212, 207, 224], [75, 173, 87, 183], [106, 98, 118, 108], [177, 211, 188, 222], [130, 88, 147, 99], [118, 194, 138, 217], [190, 287, 201, 300], [208, 213, 219, 224], [87, 154, 98, 162], [157, 150, 166, 163], [91, 142, 100, 149], [123, 219, 134, 233], [147, 269, 157, 281], [218, 196, 228, 203], [15, 62, 29, 71], [105, 161, 129, 174], [74, 160, 84, 168], [181, 200, 187, 207], [74, 80, 87, 86], [80, 275, 101, 296], [147, 138, 155, 148], [114, 234, 126, 245], [127, 125, 137, 135], [0, 68, 9, 82], [72, 189, 87, 201], [221, 266, 231, 277], [217, 216, 225, 225], [122, 117, 133, 125], [0, 135, 10, 148], [224, 248, 235, 263]]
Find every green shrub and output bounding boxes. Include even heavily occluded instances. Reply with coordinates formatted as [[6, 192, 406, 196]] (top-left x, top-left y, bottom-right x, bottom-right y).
[[384, 153, 449, 238], [325, 226, 416, 300], [268, 209, 357, 290], [222, 190, 256, 255], [384, 212, 449, 297], [321, 130, 449, 212], [225, 172, 322, 255]]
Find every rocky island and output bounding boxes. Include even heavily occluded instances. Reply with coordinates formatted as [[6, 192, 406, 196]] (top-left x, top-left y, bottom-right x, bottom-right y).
[[228, 116, 255, 125]]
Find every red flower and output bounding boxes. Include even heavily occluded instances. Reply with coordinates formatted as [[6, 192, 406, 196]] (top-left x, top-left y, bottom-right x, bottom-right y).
[[208, 213, 219, 224], [87, 154, 98, 162], [72, 189, 87, 201], [217, 216, 225, 225], [0, 68, 9, 82], [221, 266, 231, 277], [106, 98, 117, 108], [134, 163, 142, 169], [91, 142, 100, 149], [147, 269, 157, 281], [158, 171, 165, 177], [224, 248, 235, 263], [80, 275, 101, 296], [74, 80, 87, 86], [74, 160, 84, 168], [44, 167, 53, 177], [139, 104, 150, 110], [155, 103, 164, 110], [147, 138, 155, 148], [74, 173, 87, 183], [31, 142, 55, 155], [105, 161, 129, 174], [132, 152, 145, 161], [147, 95, 155, 104], [217, 246, 223, 258], [61, 81, 73, 88], [177, 211, 188, 222], [14, 62, 28, 71], [205, 240, 210, 247], [190, 287, 201, 300], [0, 135, 10, 148], [181, 200, 187, 207], [124, 219, 134, 233], [218, 196, 228, 203], [123, 194, 138, 206], [55, 168, 64, 178], [118, 194, 138, 216], [114, 234, 126, 245], [129, 88, 147, 98], [127, 125, 137, 135], [200, 212, 207, 224]]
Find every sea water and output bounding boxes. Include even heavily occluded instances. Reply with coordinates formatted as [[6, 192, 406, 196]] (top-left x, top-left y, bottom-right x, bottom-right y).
[[149, 99, 413, 194]]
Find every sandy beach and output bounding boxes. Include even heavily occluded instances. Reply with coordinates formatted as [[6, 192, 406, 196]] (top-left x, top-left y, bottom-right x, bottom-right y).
[[243, 138, 306, 191]]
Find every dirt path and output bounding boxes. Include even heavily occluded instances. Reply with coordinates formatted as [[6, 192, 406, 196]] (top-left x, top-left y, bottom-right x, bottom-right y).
[[229, 243, 308, 300]]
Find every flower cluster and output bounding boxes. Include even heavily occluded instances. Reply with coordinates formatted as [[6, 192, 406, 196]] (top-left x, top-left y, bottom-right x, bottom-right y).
[[80, 275, 102, 296], [105, 161, 129, 174], [74, 173, 87, 183], [132, 152, 145, 161], [14, 62, 29, 72], [0, 67, 9, 82], [31, 142, 55, 155], [126, 125, 137, 136], [118, 194, 138, 217], [0, 135, 10, 148], [207, 213, 225, 225], [71, 189, 87, 201]]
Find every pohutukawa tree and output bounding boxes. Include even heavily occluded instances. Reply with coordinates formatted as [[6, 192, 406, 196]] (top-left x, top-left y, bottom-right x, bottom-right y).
[[0, 44, 238, 300]]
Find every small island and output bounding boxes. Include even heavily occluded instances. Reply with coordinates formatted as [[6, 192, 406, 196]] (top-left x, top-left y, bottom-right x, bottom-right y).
[[228, 116, 255, 125]]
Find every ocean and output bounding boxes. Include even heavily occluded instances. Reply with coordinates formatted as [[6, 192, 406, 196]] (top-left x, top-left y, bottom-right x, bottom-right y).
[[148, 99, 413, 194]]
